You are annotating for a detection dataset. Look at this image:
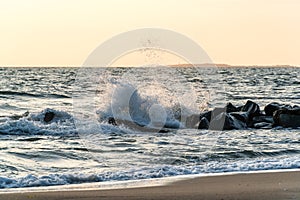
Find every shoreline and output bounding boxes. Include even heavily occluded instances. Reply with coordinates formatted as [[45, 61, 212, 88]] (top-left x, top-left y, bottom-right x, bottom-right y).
[[1, 169, 299, 193], [1, 169, 300, 200], [1, 65, 299, 68]]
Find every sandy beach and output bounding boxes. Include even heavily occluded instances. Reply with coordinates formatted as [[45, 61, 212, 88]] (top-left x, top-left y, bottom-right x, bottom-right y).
[[1, 171, 299, 200]]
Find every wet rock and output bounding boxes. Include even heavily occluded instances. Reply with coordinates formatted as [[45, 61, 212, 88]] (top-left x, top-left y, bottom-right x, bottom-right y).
[[241, 100, 261, 117], [199, 111, 212, 122], [264, 102, 292, 116], [44, 111, 55, 122], [279, 114, 300, 128], [158, 129, 170, 133], [108, 117, 117, 126], [264, 102, 281, 116], [209, 112, 246, 130], [225, 102, 239, 113], [253, 122, 273, 129], [230, 112, 249, 123], [236, 105, 244, 112], [252, 116, 274, 124], [198, 117, 209, 129], [273, 108, 300, 128], [10, 111, 29, 120]]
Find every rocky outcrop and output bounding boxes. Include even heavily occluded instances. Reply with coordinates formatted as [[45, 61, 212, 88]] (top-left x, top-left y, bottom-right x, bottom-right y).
[[198, 117, 209, 129], [241, 100, 261, 117], [264, 103, 292, 116], [273, 108, 300, 128], [209, 112, 247, 130], [44, 111, 55, 122], [197, 101, 299, 130]]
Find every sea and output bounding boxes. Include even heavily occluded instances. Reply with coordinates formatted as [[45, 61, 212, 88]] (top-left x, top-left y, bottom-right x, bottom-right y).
[[0, 66, 299, 189]]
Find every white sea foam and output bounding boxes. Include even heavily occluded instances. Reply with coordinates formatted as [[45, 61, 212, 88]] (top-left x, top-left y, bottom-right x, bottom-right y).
[[0, 155, 299, 188], [0, 108, 76, 135], [96, 82, 193, 130]]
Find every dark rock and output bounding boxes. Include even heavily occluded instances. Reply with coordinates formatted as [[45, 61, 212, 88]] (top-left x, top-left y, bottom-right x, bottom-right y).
[[253, 122, 273, 129], [22, 111, 29, 118], [158, 129, 170, 133], [279, 114, 300, 128], [192, 103, 241, 129], [10, 111, 29, 120], [273, 108, 300, 128], [209, 112, 246, 130], [111, 118, 171, 133], [241, 100, 260, 117], [252, 116, 274, 124], [264, 102, 281, 116], [230, 112, 249, 123], [198, 117, 209, 129], [199, 111, 212, 122], [236, 105, 244, 112], [44, 111, 55, 122], [108, 117, 117, 126], [264, 102, 292, 116], [225, 102, 239, 113]]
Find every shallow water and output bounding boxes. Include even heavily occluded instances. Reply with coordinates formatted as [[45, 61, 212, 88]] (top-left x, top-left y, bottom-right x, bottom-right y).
[[0, 66, 299, 188]]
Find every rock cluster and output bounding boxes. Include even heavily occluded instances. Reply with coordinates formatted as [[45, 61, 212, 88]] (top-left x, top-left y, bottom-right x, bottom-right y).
[[189, 101, 300, 130]]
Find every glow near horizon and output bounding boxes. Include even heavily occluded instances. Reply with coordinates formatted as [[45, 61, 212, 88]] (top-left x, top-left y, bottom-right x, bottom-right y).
[[0, 0, 300, 67]]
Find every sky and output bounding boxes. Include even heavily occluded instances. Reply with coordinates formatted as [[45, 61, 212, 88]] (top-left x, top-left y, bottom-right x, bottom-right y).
[[0, 0, 300, 67]]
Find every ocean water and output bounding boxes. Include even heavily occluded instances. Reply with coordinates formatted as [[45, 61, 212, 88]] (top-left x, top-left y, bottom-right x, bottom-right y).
[[0, 66, 299, 189]]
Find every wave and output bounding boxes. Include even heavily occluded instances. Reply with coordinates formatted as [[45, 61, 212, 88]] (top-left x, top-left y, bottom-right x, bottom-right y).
[[0, 103, 180, 136], [0, 108, 76, 135], [1, 155, 300, 188], [95, 82, 194, 130], [0, 82, 196, 135], [228, 95, 300, 100], [0, 91, 70, 98], [208, 149, 300, 160]]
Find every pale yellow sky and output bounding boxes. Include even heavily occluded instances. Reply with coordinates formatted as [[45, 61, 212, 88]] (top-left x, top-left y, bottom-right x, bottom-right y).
[[0, 0, 299, 66]]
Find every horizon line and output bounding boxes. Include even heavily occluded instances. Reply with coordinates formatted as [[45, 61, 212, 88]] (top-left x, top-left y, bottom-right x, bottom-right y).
[[0, 63, 299, 68]]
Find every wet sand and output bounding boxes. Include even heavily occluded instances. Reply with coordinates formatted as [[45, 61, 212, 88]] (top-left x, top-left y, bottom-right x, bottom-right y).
[[1, 171, 300, 200]]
